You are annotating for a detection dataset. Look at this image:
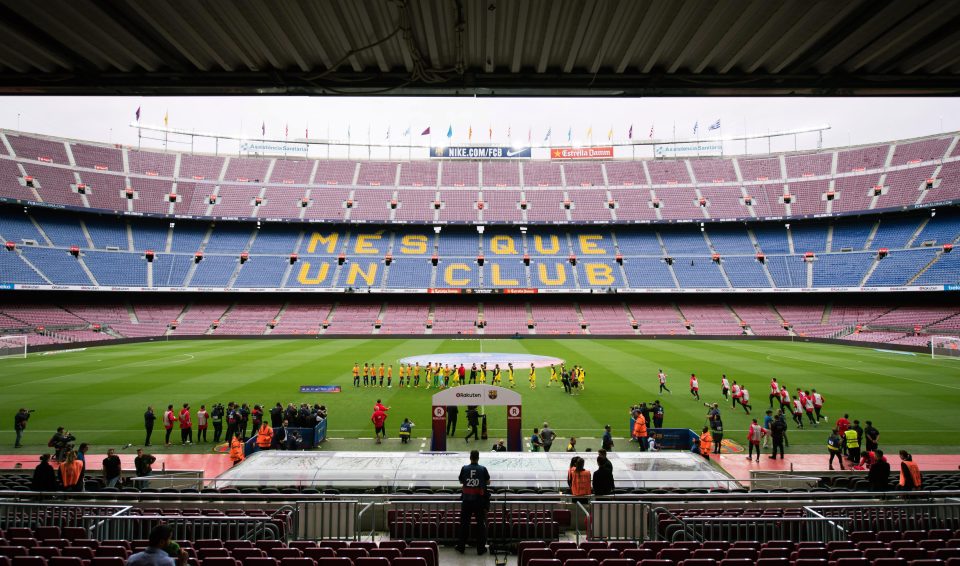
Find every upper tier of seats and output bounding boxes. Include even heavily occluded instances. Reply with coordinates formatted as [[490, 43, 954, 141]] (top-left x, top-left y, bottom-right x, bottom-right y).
[[1, 129, 958, 224]]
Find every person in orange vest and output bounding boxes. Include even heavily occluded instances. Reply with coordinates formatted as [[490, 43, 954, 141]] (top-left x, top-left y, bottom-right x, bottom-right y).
[[699, 427, 713, 460], [569, 457, 592, 505], [256, 422, 274, 451], [898, 450, 922, 490], [633, 412, 648, 452], [229, 433, 245, 467], [60, 449, 84, 491]]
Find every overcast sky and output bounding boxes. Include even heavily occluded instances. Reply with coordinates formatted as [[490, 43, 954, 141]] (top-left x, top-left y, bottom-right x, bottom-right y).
[[1, 96, 958, 159]]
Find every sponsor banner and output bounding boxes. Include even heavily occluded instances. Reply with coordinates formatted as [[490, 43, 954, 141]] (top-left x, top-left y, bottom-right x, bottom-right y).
[[502, 288, 538, 294], [550, 146, 614, 160], [946, 284, 960, 291], [240, 141, 308, 155], [0, 283, 13, 290], [428, 288, 463, 294], [430, 146, 531, 159], [299, 385, 342, 393], [654, 143, 723, 158]]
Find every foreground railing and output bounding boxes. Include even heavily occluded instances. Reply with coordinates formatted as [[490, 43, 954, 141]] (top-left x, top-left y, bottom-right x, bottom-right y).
[[0, 501, 131, 529], [82, 514, 283, 541], [807, 501, 960, 533]]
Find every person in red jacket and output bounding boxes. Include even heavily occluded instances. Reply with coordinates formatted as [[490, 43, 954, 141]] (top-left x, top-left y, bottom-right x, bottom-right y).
[[836, 414, 851, 456], [179, 403, 192, 445], [372, 408, 388, 444], [163, 404, 177, 446]]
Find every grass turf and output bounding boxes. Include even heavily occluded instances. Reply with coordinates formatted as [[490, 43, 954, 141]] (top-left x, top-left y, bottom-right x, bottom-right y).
[[1, 338, 959, 455]]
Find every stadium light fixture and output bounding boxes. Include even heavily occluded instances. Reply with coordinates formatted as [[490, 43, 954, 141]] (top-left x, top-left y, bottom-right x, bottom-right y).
[[433, 226, 442, 234], [477, 225, 485, 234], [520, 226, 527, 234], [932, 209, 937, 217], [785, 223, 790, 230]]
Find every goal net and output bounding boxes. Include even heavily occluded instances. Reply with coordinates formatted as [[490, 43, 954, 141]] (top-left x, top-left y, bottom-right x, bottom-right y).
[[0, 335, 27, 359], [931, 336, 960, 359]]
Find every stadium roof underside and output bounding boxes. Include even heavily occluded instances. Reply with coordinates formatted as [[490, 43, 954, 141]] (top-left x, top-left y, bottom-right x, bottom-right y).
[[1, 0, 960, 97]]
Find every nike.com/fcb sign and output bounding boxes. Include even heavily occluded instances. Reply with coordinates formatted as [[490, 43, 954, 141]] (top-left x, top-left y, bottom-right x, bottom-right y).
[[431, 146, 531, 159]]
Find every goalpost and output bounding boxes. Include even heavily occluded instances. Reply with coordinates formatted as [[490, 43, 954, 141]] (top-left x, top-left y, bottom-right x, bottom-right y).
[[930, 336, 960, 359], [0, 335, 28, 359]]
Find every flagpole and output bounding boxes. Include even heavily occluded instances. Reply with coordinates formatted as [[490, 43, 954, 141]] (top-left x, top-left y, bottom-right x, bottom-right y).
[[326, 124, 331, 159]]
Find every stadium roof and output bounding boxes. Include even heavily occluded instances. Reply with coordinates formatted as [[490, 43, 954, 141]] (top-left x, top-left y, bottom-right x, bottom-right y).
[[1, 0, 960, 97]]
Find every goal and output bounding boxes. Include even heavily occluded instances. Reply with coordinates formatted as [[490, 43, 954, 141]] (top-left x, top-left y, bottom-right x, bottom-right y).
[[0, 335, 27, 359], [930, 335, 960, 359]]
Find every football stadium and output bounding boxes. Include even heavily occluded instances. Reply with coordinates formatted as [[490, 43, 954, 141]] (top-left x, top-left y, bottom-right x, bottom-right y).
[[2, 1, 960, 564]]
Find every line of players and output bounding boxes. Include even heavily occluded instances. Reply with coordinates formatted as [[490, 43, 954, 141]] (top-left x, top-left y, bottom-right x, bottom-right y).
[[658, 370, 827, 426], [351, 361, 587, 391]]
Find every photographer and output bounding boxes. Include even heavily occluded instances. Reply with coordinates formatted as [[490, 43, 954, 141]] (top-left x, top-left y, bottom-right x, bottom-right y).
[[211, 403, 224, 443], [14, 408, 32, 449], [48, 427, 75, 462]]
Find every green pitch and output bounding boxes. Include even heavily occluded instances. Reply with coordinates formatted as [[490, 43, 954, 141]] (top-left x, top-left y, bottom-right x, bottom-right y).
[[2, 338, 959, 455]]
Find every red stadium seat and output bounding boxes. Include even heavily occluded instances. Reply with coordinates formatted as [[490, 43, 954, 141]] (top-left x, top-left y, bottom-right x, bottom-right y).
[[244, 558, 278, 566], [896, 549, 931, 561], [337, 548, 369, 562], [279, 559, 315, 566], [200, 559, 238, 566], [197, 549, 230, 560], [392, 559, 429, 566], [267, 549, 302, 560], [523, 548, 556, 566], [527, 560, 562, 566], [314, 559, 352, 566], [564, 560, 600, 566], [872, 559, 908, 566], [231, 549, 266, 561], [355, 558, 391, 566], [302, 548, 335, 561], [61, 548, 94, 561], [588, 549, 620, 562], [400, 547, 433, 566], [47, 558, 83, 566], [368, 548, 400, 562], [555, 549, 588, 563], [27, 549, 59, 559], [599, 560, 635, 566], [90, 559, 126, 566]]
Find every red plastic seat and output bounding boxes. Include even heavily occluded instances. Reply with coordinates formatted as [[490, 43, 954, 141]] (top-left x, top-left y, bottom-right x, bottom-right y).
[[46, 558, 82, 566], [872, 559, 908, 566], [936, 550, 960, 560], [256, 542, 286, 552], [693, 550, 724, 561], [392, 559, 428, 566], [195, 541, 224, 550], [556, 549, 589, 563], [318, 542, 348, 551], [351, 542, 378, 551], [61, 548, 94, 561], [588, 550, 620, 562], [758, 548, 789, 559], [27, 549, 59, 559], [830, 550, 863, 561], [527, 560, 562, 566], [278, 559, 315, 566], [865, 549, 897, 560], [198, 549, 230, 560], [379, 542, 406, 552], [355, 558, 391, 566], [608, 542, 638, 553], [302, 548, 335, 561], [621, 549, 655, 562], [719, 559, 754, 566], [224, 541, 254, 551], [11, 558, 47, 566], [896, 549, 930, 561], [850, 532, 876, 543], [658, 549, 690, 562], [267, 549, 302, 560], [793, 559, 828, 566], [244, 558, 278, 566], [907, 561, 947, 566], [369, 548, 400, 562], [679, 559, 716, 566], [314, 559, 352, 566], [522, 549, 555, 566], [33, 529, 60, 543], [833, 559, 869, 566], [564, 560, 600, 566], [90, 559, 125, 566], [755, 558, 788, 566], [724, 549, 758, 561], [200, 559, 238, 566], [920, 541, 947, 552], [551, 542, 579, 554], [231, 549, 266, 561], [400, 547, 433, 566], [337, 548, 369, 562], [288, 542, 317, 551], [580, 542, 608, 553]]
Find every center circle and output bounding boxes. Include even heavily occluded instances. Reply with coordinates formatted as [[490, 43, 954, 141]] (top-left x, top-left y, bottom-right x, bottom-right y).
[[398, 352, 565, 368]]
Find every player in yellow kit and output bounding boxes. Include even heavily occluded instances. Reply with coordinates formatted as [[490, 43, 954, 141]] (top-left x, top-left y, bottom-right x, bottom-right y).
[[548, 364, 557, 387], [577, 366, 585, 390], [398, 363, 406, 388], [352, 363, 361, 387], [529, 363, 537, 389], [363, 363, 371, 387], [425, 363, 434, 389], [479, 363, 487, 384], [377, 363, 385, 387], [386, 364, 393, 388], [413, 362, 421, 387], [451, 366, 460, 386], [492, 364, 502, 385], [507, 363, 516, 388]]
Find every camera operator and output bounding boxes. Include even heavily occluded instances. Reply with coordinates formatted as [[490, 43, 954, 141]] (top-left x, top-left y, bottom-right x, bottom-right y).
[[14, 408, 33, 449], [48, 427, 76, 462]]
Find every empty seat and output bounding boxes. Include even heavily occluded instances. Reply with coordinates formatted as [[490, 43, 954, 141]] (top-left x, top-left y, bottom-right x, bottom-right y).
[[400, 547, 433, 566], [279, 559, 315, 566], [725, 549, 758, 561], [355, 558, 391, 566], [527, 560, 562, 566], [33, 529, 60, 543], [392, 559, 429, 566], [580, 542, 608, 553], [318, 542, 348, 551], [195, 541, 224, 550], [369, 548, 400, 562], [621, 549, 655, 562], [564, 560, 600, 566], [588, 549, 620, 562], [758, 548, 790, 559], [200, 559, 238, 566], [46, 558, 83, 566], [719, 559, 755, 566], [793, 559, 828, 566], [598, 560, 635, 566], [865, 549, 897, 560], [833, 559, 869, 566], [658, 549, 691, 562], [26, 549, 59, 559], [267, 549, 302, 560], [198, 549, 230, 560], [244, 559, 278, 566], [872, 559, 908, 566], [314, 559, 352, 566], [679, 560, 717, 566], [693, 550, 725, 561], [920, 541, 947, 552], [755, 559, 789, 566], [224, 541, 254, 551], [897, 549, 931, 561], [337, 548, 369, 561], [522, 548, 555, 566], [11, 558, 46, 566], [256, 542, 286, 552], [556, 549, 589, 563], [61, 548, 94, 561], [303, 548, 336, 560], [232, 549, 265, 561]]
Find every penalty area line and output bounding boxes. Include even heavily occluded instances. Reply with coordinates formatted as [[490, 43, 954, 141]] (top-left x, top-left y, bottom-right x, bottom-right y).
[[763, 352, 960, 391]]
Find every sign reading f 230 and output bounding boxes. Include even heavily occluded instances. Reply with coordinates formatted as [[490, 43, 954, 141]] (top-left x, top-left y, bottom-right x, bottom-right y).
[[431, 146, 531, 159]]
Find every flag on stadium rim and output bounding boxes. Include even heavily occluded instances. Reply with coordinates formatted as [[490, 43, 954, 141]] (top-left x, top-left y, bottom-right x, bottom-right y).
[[135, 106, 141, 122], [164, 111, 169, 127], [261, 121, 265, 136], [285, 123, 289, 138], [508, 125, 512, 139], [527, 127, 531, 143], [386, 126, 391, 139], [544, 127, 551, 142], [488, 125, 492, 140], [649, 124, 654, 138], [421, 126, 430, 136], [709, 119, 721, 130], [403, 126, 410, 136], [567, 127, 572, 142], [607, 126, 613, 140], [628, 124, 633, 139], [446, 125, 453, 138], [305, 125, 309, 138], [693, 121, 698, 135], [468, 125, 473, 141], [587, 125, 593, 138]]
